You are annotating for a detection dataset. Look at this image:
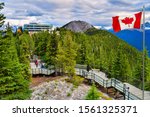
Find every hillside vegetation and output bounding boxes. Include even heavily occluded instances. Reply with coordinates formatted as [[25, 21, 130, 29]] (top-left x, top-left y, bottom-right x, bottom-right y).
[[0, 3, 33, 99], [0, 24, 150, 100], [33, 27, 150, 90], [0, 29, 33, 99]]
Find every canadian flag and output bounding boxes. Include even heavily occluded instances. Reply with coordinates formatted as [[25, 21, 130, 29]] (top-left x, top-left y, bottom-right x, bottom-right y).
[[112, 12, 142, 32]]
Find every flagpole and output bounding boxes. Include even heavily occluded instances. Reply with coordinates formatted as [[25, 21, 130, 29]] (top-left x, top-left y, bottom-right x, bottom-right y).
[[142, 5, 145, 100]]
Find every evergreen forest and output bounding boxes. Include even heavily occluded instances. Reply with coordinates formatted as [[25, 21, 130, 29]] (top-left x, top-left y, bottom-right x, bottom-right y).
[[32, 28, 150, 91]]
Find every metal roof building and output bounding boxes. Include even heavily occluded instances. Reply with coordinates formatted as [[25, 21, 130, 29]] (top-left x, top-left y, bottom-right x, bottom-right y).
[[24, 23, 53, 32]]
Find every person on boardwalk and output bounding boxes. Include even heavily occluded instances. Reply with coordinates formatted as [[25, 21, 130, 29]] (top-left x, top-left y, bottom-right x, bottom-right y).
[[41, 62, 45, 68], [35, 59, 38, 68], [87, 64, 91, 72]]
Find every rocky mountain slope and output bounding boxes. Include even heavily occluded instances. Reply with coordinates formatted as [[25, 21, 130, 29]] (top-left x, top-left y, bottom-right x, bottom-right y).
[[62, 20, 95, 32], [30, 78, 111, 100]]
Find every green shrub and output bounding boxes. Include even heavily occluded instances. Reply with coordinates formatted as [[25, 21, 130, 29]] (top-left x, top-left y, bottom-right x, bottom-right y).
[[67, 92, 71, 97], [71, 75, 84, 87], [85, 83, 100, 100]]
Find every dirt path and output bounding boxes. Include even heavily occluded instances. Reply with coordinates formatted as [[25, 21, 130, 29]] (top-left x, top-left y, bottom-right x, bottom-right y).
[[30, 76, 63, 88]]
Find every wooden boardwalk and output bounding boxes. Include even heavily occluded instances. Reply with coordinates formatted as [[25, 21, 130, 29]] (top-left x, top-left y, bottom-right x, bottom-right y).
[[31, 68, 55, 75], [76, 69, 150, 100], [30, 62, 54, 75], [124, 83, 150, 100], [30, 63, 150, 100]]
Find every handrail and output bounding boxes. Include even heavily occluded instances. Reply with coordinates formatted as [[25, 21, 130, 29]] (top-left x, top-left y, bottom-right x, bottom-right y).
[[31, 68, 142, 100], [76, 69, 142, 100], [31, 68, 54, 75]]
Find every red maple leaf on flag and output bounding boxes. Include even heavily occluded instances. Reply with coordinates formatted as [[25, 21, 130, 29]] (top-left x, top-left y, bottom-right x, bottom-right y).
[[121, 17, 134, 27]]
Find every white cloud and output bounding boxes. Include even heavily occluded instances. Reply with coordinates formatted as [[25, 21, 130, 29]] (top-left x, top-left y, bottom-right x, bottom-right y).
[[1, 0, 150, 28], [4, 17, 38, 26]]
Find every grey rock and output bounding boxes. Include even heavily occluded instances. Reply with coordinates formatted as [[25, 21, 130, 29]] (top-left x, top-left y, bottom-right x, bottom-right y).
[[62, 20, 95, 32], [30, 79, 111, 100]]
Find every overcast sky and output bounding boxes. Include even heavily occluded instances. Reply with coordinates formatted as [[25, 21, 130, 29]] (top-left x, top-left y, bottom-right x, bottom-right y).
[[1, 0, 150, 28]]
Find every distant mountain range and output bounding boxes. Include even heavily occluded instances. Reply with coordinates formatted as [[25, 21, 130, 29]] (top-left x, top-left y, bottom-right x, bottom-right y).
[[109, 22, 150, 56]]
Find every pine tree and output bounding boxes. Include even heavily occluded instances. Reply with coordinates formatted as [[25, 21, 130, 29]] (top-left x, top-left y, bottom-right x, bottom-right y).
[[56, 31, 78, 77], [56, 41, 66, 74], [107, 50, 116, 78], [46, 30, 59, 66], [33, 31, 49, 58], [132, 58, 142, 88], [133, 50, 150, 90], [78, 39, 87, 64], [0, 2, 5, 27], [15, 31, 33, 81], [122, 55, 132, 82], [144, 50, 150, 90], [0, 31, 30, 99], [110, 46, 132, 82], [111, 51, 122, 80], [85, 83, 100, 100]]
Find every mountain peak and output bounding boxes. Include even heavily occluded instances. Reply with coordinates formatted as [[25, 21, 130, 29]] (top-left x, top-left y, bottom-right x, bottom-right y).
[[145, 22, 150, 29], [62, 20, 95, 32], [140, 22, 150, 30]]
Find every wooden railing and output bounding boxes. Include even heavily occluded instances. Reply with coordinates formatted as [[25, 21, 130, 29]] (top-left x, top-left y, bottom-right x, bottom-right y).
[[31, 67, 142, 100], [31, 68, 54, 75], [76, 69, 142, 100]]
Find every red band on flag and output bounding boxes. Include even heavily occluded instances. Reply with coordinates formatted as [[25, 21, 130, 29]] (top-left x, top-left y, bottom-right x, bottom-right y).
[[112, 16, 121, 32], [134, 12, 142, 29]]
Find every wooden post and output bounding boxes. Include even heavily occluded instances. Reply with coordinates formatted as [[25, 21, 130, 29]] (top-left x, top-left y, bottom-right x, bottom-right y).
[[114, 79, 116, 88], [91, 73, 93, 80], [106, 80, 108, 93], [111, 79, 112, 87], [114, 79, 117, 96], [127, 87, 130, 100], [103, 79, 104, 87], [83, 70, 85, 77], [123, 84, 126, 100], [93, 73, 94, 80]]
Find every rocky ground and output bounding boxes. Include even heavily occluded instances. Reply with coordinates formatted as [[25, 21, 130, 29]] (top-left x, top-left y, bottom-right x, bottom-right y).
[[30, 77, 112, 100]]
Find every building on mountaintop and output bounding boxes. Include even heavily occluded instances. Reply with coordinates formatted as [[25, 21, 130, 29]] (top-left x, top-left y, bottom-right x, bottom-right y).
[[24, 23, 53, 33]]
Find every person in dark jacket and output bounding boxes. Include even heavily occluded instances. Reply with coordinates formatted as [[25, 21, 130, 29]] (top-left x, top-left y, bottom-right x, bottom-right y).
[[41, 63, 45, 68], [87, 64, 91, 72], [35, 59, 38, 68]]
